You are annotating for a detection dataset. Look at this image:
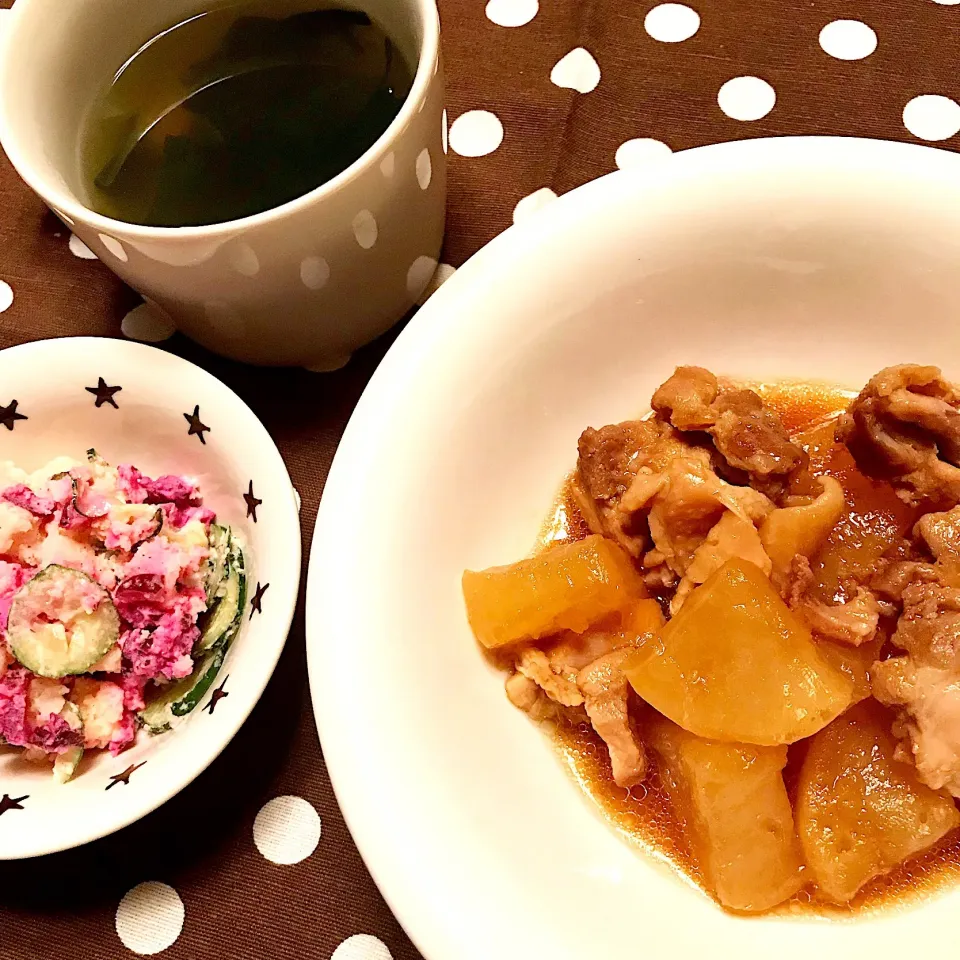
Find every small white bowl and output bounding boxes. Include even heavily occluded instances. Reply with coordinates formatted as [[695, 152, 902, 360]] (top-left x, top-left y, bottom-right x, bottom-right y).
[[308, 138, 960, 959], [0, 337, 300, 859]]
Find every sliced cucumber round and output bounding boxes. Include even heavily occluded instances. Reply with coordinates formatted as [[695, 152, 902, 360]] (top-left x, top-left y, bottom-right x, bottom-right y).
[[140, 645, 225, 734], [196, 535, 246, 655], [7, 566, 120, 678], [142, 532, 246, 734], [203, 523, 231, 605], [52, 703, 84, 784], [53, 746, 83, 783]]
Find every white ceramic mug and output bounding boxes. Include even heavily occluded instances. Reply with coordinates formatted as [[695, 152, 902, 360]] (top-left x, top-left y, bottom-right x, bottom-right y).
[[0, 0, 445, 369]]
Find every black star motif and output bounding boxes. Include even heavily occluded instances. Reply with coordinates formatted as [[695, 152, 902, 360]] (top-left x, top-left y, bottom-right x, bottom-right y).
[[0, 400, 27, 431], [243, 481, 262, 522], [204, 676, 229, 714], [85, 377, 122, 409], [0, 793, 27, 816], [183, 405, 210, 445], [105, 762, 146, 791], [249, 582, 269, 620]]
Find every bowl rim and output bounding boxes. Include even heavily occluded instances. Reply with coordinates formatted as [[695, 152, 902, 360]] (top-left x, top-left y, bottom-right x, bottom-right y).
[[0, 335, 301, 859], [307, 135, 960, 959]]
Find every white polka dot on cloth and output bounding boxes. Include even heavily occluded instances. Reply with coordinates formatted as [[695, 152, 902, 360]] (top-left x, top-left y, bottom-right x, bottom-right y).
[[380, 152, 395, 178], [69, 234, 97, 259], [718, 76, 776, 121], [903, 94, 960, 141], [228, 242, 260, 276], [550, 47, 601, 93], [442, 109, 448, 154], [121, 302, 176, 343], [0, 281, 12, 314], [99, 234, 128, 262], [352, 210, 378, 249], [485, 0, 538, 26], [513, 187, 558, 223], [932, 0, 960, 5], [818, 20, 877, 60], [300, 256, 330, 290], [416, 262, 456, 305], [615, 137, 673, 170], [449, 110, 504, 156], [406, 255, 439, 297], [115, 882, 184, 956], [644, 4, 700, 42], [416, 148, 432, 189], [253, 795, 322, 865], [331, 934, 393, 960]]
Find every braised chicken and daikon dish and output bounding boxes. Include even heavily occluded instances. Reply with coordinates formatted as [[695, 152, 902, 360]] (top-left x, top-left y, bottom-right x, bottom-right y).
[[462, 364, 960, 915]]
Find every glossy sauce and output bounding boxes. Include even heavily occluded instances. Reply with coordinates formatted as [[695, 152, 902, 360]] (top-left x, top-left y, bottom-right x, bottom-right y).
[[538, 382, 960, 916]]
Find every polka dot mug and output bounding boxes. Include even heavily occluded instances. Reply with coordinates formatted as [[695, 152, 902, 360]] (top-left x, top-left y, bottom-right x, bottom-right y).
[[0, 0, 446, 369]]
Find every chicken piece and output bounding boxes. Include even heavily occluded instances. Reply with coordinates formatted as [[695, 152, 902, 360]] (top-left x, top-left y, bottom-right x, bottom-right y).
[[916, 506, 960, 563], [892, 579, 960, 666], [504, 672, 565, 722], [651, 368, 807, 496], [619, 469, 667, 514], [708, 389, 807, 485], [651, 366, 718, 430], [836, 364, 960, 506], [578, 648, 646, 787], [545, 626, 623, 679], [577, 421, 660, 501], [516, 648, 584, 707], [511, 622, 629, 711], [784, 553, 816, 608], [652, 367, 807, 497], [505, 671, 541, 711], [800, 587, 881, 647], [671, 512, 771, 613], [873, 658, 960, 796], [871, 560, 940, 605], [647, 457, 773, 577], [871, 573, 960, 795], [575, 420, 666, 555]]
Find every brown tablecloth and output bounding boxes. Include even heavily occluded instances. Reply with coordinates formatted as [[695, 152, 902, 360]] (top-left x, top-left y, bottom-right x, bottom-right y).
[[2, 0, 960, 956]]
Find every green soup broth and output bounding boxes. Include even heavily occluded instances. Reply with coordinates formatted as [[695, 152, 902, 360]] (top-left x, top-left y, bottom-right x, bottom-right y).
[[79, 2, 414, 227]]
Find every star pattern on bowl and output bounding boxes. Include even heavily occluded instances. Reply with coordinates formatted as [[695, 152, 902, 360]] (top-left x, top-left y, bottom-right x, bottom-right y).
[[183, 405, 210, 444], [205, 676, 230, 714], [85, 377, 123, 409], [0, 400, 27, 431], [105, 762, 147, 791], [250, 582, 269, 619], [244, 481, 263, 522], [0, 793, 28, 816]]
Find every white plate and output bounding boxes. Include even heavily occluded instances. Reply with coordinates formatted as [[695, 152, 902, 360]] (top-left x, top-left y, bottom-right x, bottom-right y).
[[0, 337, 300, 858], [308, 137, 960, 959]]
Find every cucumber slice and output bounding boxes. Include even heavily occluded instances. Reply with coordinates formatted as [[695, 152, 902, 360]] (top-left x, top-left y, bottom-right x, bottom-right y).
[[53, 745, 83, 783], [140, 645, 226, 734], [196, 536, 246, 655], [203, 523, 230, 605], [141, 532, 246, 734], [7, 566, 120, 678], [52, 703, 83, 784]]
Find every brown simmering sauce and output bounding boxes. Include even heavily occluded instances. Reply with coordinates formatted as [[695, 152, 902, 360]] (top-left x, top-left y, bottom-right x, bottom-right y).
[[536, 382, 960, 917]]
